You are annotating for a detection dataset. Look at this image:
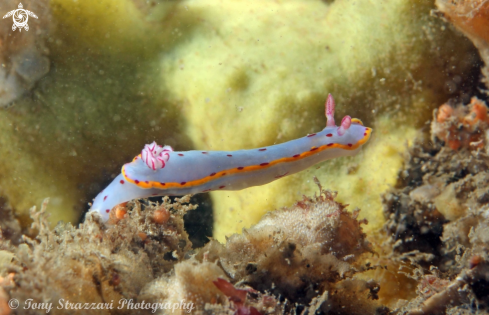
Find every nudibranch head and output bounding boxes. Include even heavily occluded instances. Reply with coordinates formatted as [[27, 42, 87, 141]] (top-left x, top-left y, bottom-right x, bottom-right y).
[[337, 115, 352, 136], [141, 141, 172, 170], [325, 94, 357, 133], [323, 94, 370, 145]]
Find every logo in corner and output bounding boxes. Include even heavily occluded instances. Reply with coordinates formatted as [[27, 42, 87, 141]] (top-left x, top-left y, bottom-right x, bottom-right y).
[[3, 3, 38, 32]]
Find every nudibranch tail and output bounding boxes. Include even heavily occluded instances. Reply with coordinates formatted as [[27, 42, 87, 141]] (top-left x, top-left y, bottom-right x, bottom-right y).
[[89, 94, 372, 222]]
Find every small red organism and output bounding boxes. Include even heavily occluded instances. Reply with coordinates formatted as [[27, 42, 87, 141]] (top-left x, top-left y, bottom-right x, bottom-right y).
[[108, 202, 128, 224], [417, 275, 450, 298], [213, 278, 262, 315], [137, 232, 147, 241], [437, 104, 454, 123], [432, 97, 489, 150], [153, 207, 170, 224], [469, 255, 483, 269], [109, 271, 121, 286]]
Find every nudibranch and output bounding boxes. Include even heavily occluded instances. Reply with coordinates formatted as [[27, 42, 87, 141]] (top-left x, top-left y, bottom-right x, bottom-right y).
[[90, 94, 372, 221]]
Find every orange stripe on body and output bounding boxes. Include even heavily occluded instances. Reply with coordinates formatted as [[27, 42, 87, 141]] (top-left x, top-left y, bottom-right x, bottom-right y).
[[122, 127, 372, 190], [351, 118, 363, 125]]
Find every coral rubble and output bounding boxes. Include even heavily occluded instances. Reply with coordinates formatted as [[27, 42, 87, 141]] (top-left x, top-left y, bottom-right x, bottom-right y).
[[0, 186, 385, 314], [432, 97, 489, 150], [382, 98, 489, 314], [143, 185, 384, 314], [0, 196, 196, 315]]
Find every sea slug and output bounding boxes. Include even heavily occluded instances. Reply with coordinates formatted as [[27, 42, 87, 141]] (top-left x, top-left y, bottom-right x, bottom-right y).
[[90, 94, 372, 221]]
